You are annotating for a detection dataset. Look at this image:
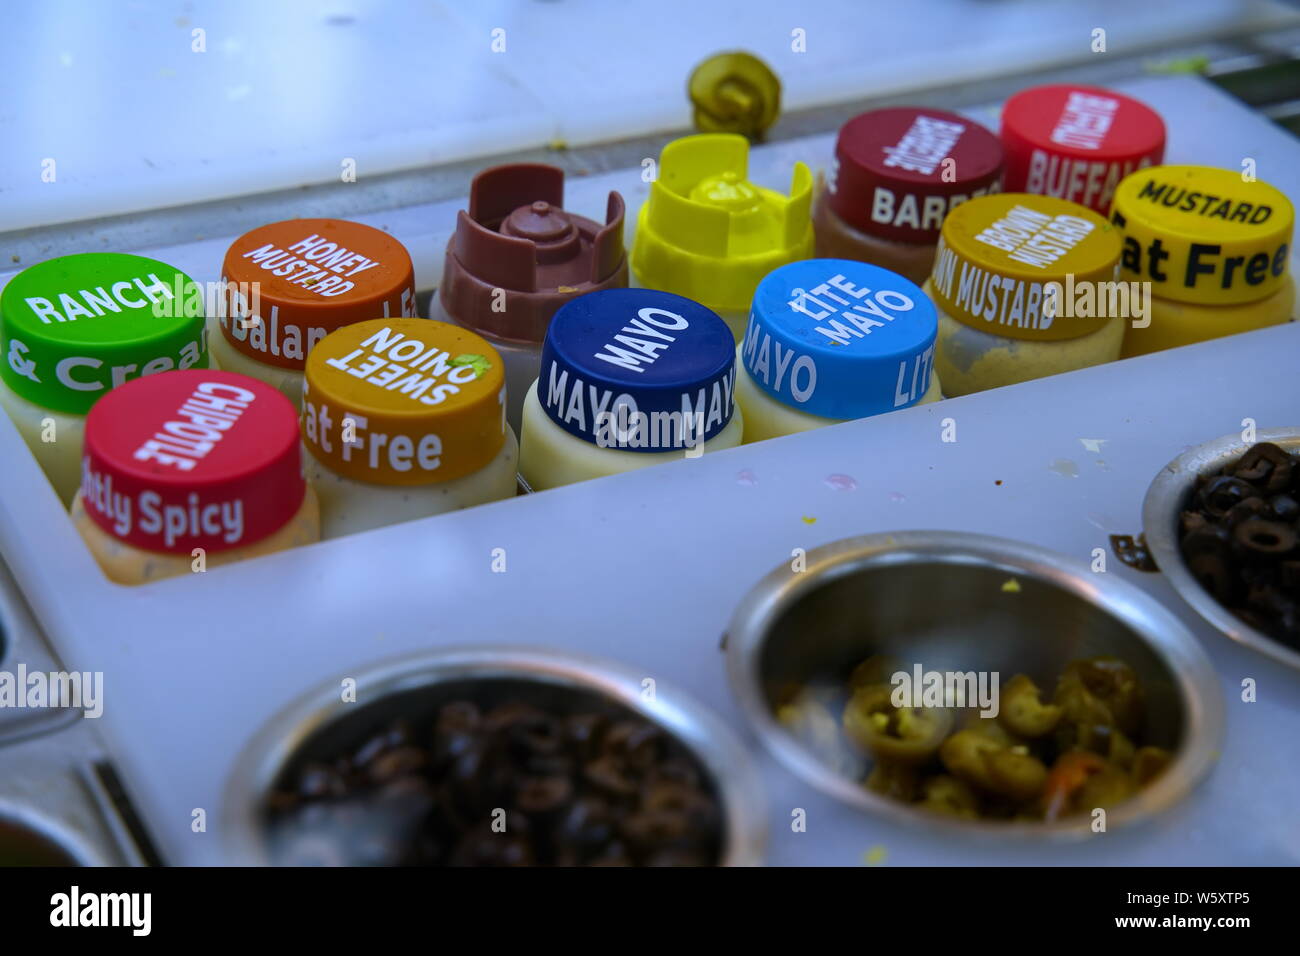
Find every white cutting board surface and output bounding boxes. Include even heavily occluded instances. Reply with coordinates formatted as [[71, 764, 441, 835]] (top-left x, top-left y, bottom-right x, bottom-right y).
[[2, 0, 1297, 231], [0, 75, 1298, 866]]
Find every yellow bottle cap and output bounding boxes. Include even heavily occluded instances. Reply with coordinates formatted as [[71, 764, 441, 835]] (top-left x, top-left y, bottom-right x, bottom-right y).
[[302, 319, 506, 486], [1111, 165, 1293, 306], [930, 193, 1121, 341], [688, 52, 781, 140], [632, 134, 813, 313]]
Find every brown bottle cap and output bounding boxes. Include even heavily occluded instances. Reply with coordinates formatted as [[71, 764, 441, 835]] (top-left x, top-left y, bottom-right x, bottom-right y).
[[439, 164, 628, 346]]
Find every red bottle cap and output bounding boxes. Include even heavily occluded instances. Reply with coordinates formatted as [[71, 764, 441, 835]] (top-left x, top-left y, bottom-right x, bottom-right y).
[[1000, 84, 1165, 214], [80, 370, 305, 555], [439, 163, 628, 346], [827, 107, 1004, 244]]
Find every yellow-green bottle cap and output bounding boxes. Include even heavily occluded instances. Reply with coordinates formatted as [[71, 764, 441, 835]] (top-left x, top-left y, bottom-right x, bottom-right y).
[[632, 134, 813, 313], [1, 253, 207, 414]]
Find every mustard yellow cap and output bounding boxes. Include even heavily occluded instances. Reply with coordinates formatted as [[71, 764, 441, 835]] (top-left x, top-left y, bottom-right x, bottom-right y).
[[632, 133, 813, 312], [1111, 165, 1293, 306], [931, 193, 1121, 341], [303, 319, 506, 486]]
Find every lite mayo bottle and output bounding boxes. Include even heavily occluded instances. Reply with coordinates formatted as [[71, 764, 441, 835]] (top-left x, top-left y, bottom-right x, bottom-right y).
[[735, 260, 941, 442]]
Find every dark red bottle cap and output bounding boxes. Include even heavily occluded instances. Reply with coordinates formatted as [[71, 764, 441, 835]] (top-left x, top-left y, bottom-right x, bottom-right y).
[[439, 164, 628, 345], [827, 107, 1004, 244], [80, 370, 305, 555], [1000, 84, 1165, 214]]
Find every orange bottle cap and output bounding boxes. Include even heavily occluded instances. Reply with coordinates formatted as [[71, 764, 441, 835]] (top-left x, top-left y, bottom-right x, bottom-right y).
[[303, 319, 507, 486], [220, 219, 416, 370]]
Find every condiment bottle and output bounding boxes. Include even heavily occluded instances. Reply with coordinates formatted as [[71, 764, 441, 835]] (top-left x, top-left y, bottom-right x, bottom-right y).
[[435, 163, 627, 435], [518, 288, 743, 490], [814, 108, 1003, 286], [302, 318, 517, 538], [1001, 83, 1165, 215], [213, 218, 416, 403], [71, 369, 319, 585], [926, 193, 1123, 396], [631, 133, 813, 342], [0, 253, 208, 504], [735, 259, 941, 442], [1110, 165, 1294, 356]]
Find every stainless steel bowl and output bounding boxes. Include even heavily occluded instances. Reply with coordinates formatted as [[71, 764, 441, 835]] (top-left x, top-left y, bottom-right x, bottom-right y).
[[224, 646, 767, 865], [0, 804, 91, 865], [725, 530, 1223, 840], [1143, 428, 1300, 673]]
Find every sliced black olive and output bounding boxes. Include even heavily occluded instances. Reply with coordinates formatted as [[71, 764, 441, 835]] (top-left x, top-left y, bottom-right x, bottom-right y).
[[1231, 442, 1293, 482], [366, 745, 428, 784], [1181, 523, 1230, 556], [1188, 551, 1237, 603], [1198, 476, 1257, 517], [1270, 495, 1300, 522], [515, 775, 573, 814], [1223, 497, 1268, 528], [1233, 518, 1298, 557]]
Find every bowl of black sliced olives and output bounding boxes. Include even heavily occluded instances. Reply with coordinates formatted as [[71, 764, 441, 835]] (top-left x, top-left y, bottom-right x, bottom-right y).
[[1144, 429, 1300, 672], [223, 647, 766, 866]]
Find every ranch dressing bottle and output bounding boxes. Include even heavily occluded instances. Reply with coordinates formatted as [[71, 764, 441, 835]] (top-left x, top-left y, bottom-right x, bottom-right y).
[[210, 218, 417, 404], [71, 369, 319, 585], [735, 259, 941, 443], [0, 253, 208, 504], [518, 288, 743, 490], [301, 318, 518, 538]]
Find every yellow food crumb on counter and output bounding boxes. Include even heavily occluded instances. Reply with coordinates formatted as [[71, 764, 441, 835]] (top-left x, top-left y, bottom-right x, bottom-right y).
[[1002, 578, 1022, 593], [802, 516, 817, 525]]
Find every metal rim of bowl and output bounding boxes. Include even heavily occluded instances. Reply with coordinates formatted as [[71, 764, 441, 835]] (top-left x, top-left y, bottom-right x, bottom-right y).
[[0, 801, 98, 866], [223, 645, 768, 866], [1142, 427, 1300, 674], [725, 529, 1225, 841]]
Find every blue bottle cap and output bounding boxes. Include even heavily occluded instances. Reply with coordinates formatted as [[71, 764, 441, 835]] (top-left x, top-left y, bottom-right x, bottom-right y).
[[538, 288, 737, 452], [741, 259, 938, 420]]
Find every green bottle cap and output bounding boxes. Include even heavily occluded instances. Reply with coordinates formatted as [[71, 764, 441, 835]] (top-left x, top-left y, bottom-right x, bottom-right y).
[[1, 253, 208, 414]]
